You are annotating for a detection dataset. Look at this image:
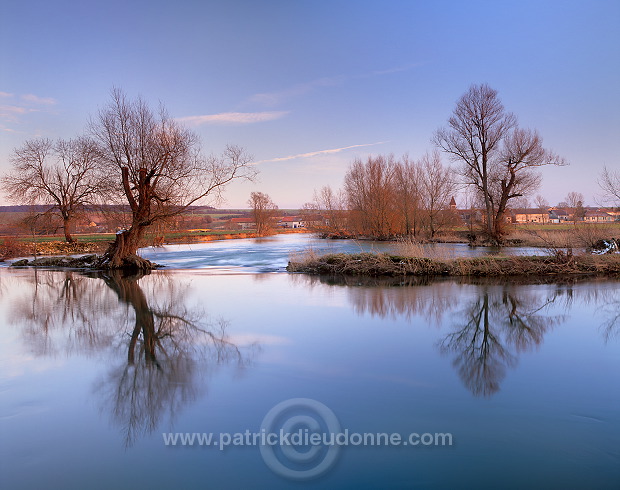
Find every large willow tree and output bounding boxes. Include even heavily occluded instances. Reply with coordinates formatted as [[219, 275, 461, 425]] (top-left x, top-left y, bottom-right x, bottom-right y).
[[434, 84, 565, 243], [91, 89, 254, 269]]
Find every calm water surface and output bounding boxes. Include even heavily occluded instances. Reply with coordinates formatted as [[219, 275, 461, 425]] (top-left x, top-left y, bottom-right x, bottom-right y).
[[0, 237, 619, 489], [138, 233, 546, 271]]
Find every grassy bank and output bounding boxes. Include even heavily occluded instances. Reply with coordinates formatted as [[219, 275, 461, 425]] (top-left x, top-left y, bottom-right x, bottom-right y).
[[0, 239, 108, 260], [0, 229, 308, 261], [287, 252, 620, 277]]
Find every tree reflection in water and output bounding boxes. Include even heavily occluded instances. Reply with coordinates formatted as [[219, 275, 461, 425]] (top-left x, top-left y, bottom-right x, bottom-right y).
[[595, 289, 620, 343], [438, 285, 566, 397], [9, 270, 257, 446], [10, 269, 121, 357], [293, 274, 574, 397], [290, 274, 456, 324]]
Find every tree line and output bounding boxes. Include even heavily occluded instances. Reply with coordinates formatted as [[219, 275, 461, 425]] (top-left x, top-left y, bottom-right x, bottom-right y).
[[306, 151, 457, 239], [306, 84, 575, 243]]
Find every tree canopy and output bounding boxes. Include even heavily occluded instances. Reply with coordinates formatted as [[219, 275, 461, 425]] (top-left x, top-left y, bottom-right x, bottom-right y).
[[1, 136, 102, 243], [434, 83, 565, 242], [90, 88, 255, 268]]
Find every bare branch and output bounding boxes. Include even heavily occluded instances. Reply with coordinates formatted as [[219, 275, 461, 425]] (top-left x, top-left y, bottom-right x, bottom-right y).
[[598, 166, 620, 206]]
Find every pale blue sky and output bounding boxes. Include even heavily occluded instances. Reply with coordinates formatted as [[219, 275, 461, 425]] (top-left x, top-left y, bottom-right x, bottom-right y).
[[1, 0, 619, 208]]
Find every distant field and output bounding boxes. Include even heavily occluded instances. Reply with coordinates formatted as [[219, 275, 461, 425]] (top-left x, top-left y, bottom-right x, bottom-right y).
[[0, 229, 258, 244], [0, 211, 29, 221], [511, 222, 620, 232], [41, 233, 116, 242]]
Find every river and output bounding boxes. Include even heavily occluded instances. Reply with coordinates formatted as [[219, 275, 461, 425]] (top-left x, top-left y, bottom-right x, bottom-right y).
[[0, 234, 618, 489], [138, 233, 547, 271]]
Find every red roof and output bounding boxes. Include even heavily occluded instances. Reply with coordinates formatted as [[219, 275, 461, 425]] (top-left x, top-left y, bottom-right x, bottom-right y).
[[231, 217, 254, 223]]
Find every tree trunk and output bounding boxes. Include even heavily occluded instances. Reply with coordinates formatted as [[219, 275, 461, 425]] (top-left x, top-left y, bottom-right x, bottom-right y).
[[492, 169, 518, 245], [102, 225, 155, 270], [102, 166, 156, 270], [481, 154, 495, 239], [493, 211, 505, 243], [485, 202, 494, 239], [63, 216, 75, 244]]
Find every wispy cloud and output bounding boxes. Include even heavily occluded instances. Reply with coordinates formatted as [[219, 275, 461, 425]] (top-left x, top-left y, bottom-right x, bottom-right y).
[[250, 76, 345, 106], [0, 105, 40, 124], [253, 141, 388, 165], [21, 93, 57, 105], [366, 62, 425, 77], [0, 105, 35, 115], [177, 111, 289, 126], [0, 92, 57, 125], [247, 63, 423, 107]]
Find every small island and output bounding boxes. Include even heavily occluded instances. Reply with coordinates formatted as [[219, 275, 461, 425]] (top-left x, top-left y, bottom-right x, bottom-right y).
[[287, 250, 620, 277]]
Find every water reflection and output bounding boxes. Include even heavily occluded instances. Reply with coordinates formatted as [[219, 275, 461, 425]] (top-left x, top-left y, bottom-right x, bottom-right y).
[[291, 274, 449, 322], [10, 270, 121, 357], [7, 267, 620, 446], [8, 270, 257, 446], [292, 274, 619, 397], [438, 286, 565, 396]]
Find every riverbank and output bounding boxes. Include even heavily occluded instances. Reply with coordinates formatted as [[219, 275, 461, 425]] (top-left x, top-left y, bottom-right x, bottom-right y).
[[0, 240, 108, 261], [287, 252, 620, 277]]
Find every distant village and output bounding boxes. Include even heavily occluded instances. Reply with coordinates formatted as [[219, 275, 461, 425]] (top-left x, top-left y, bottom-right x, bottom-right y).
[[507, 207, 618, 224], [454, 201, 619, 226]]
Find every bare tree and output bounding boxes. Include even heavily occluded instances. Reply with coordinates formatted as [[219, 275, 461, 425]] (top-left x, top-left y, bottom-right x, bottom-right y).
[[1, 137, 102, 243], [341, 152, 457, 239], [534, 195, 550, 224], [344, 155, 398, 239], [434, 84, 565, 243], [248, 191, 278, 236], [534, 195, 549, 209], [91, 88, 254, 268], [598, 166, 620, 206], [433, 84, 515, 240], [392, 155, 421, 237], [303, 185, 348, 236], [565, 191, 585, 222], [418, 150, 456, 238]]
